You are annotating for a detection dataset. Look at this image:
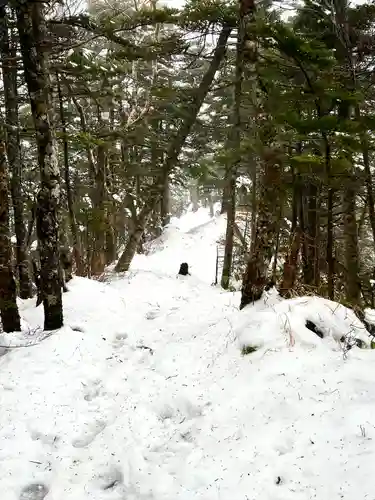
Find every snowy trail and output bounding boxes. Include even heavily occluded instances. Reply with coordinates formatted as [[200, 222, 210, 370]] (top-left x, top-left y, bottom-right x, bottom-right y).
[[1, 210, 375, 499]]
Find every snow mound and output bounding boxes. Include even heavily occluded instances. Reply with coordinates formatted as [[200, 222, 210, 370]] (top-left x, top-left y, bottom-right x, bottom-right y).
[[238, 295, 370, 353]]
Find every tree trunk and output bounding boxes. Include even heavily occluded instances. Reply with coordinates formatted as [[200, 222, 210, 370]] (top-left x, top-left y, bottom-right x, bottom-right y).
[[208, 192, 214, 217], [303, 181, 319, 287], [0, 139, 21, 332], [343, 175, 361, 306], [56, 72, 85, 276], [105, 210, 116, 265], [115, 200, 154, 273], [220, 182, 230, 214], [221, 173, 236, 289], [16, 0, 63, 330], [115, 24, 231, 273], [160, 171, 171, 226], [250, 158, 257, 255], [221, 2, 245, 289], [280, 227, 301, 298], [190, 181, 199, 212], [0, 7, 32, 299], [240, 151, 282, 309], [324, 137, 334, 300], [356, 105, 375, 251], [272, 220, 281, 281], [91, 144, 107, 275]]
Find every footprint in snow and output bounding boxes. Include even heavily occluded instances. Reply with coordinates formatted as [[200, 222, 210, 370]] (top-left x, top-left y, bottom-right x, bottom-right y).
[[19, 484, 48, 500], [145, 309, 159, 320], [96, 466, 124, 491], [82, 379, 102, 401], [72, 420, 107, 448], [30, 430, 59, 447], [112, 332, 128, 349]]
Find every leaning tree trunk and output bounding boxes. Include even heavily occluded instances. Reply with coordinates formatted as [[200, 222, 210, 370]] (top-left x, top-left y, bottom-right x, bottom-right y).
[[0, 7, 32, 299], [115, 24, 232, 273], [0, 139, 21, 332], [240, 151, 282, 309], [16, 0, 63, 330], [343, 174, 361, 307], [115, 200, 154, 273]]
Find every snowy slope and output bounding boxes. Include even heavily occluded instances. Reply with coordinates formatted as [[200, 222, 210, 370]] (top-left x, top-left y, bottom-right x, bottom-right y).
[[1, 209, 375, 500]]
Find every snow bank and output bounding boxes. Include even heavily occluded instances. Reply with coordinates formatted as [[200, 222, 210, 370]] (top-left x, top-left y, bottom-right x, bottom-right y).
[[238, 294, 371, 353]]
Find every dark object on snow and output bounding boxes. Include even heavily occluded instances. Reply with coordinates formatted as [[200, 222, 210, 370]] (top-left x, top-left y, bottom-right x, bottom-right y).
[[340, 335, 365, 351], [264, 279, 275, 292], [178, 262, 190, 276], [305, 319, 324, 338], [137, 345, 154, 355], [363, 318, 375, 337]]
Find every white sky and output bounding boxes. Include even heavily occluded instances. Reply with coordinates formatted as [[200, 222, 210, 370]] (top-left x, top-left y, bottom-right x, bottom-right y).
[[161, 0, 185, 7]]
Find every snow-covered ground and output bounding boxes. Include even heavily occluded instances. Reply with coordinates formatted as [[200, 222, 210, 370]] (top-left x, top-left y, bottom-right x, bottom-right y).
[[1, 208, 375, 500]]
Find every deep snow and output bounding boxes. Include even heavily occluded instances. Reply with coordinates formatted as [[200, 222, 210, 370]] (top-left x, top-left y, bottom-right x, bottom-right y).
[[1, 208, 375, 500]]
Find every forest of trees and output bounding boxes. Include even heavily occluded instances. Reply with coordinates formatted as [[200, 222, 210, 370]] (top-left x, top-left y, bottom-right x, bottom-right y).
[[1, 0, 375, 332]]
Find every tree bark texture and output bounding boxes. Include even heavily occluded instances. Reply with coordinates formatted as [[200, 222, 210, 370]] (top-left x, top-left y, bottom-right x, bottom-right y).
[[343, 175, 361, 306], [56, 72, 85, 276], [90, 144, 107, 275], [240, 152, 282, 309], [302, 181, 320, 288], [0, 139, 21, 332], [0, 7, 32, 299], [279, 227, 301, 298], [221, 1, 246, 289], [16, 0, 63, 330]]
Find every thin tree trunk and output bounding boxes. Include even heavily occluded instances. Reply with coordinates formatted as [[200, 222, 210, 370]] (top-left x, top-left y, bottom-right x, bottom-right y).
[[221, 2, 245, 289], [250, 158, 257, 254], [16, 0, 63, 330], [303, 181, 319, 286], [160, 170, 170, 226], [0, 139, 21, 332], [190, 181, 199, 212], [343, 174, 361, 306], [272, 222, 281, 281], [91, 144, 107, 275], [115, 25, 231, 273], [221, 182, 230, 214], [324, 137, 334, 300], [280, 227, 301, 298], [356, 105, 375, 250], [0, 8, 32, 299], [26, 200, 36, 248], [221, 173, 236, 289], [56, 72, 84, 276]]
